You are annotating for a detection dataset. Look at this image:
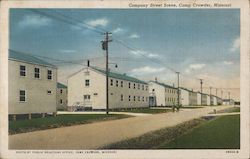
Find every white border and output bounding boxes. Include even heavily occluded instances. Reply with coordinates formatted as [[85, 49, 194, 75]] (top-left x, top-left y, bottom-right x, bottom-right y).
[[0, 0, 249, 159]]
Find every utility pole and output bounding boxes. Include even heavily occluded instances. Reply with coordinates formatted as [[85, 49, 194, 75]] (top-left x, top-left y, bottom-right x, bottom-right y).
[[221, 90, 223, 99], [200, 79, 203, 105], [228, 92, 230, 100], [176, 72, 180, 108], [102, 32, 112, 114], [215, 88, 218, 96]]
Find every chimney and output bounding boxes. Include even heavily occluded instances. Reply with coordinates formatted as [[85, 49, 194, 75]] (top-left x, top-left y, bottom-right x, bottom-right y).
[[155, 77, 157, 82], [87, 60, 90, 67]]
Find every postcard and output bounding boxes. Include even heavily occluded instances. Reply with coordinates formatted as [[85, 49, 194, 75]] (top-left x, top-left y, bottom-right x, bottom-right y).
[[0, 0, 249, 158]]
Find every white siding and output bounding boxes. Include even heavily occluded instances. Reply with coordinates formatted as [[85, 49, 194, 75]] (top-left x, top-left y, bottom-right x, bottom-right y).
[[197, 93, 201, 105], [68, 67, 149, 110], [9, 60, 57, 114], [180, 89, 189, 106]]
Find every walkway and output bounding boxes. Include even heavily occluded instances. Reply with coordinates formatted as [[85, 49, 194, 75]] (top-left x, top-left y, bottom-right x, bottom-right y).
[[9, 106, 233, 150]]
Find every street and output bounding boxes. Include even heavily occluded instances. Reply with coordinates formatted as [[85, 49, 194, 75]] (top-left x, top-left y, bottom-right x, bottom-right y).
[[9, 106, 234, 149]]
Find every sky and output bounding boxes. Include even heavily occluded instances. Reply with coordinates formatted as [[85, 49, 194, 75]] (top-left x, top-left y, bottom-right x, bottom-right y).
[[10, 9, 240, 100]]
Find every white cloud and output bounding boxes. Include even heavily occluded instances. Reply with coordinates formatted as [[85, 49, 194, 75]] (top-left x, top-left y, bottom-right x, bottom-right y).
[[60, 49, 77, 53], [185, 63, 206, 74], [128, 33, 140, 39], [130, 50, 160, 59], [130, 66, 165, 75], [230, 37, 240, 52], [223, 61, 234, 65], [19, 15, 52, 28], [189, 63, 206, 69], [112, 27, 124, 34], [85, 18, 108, 27]]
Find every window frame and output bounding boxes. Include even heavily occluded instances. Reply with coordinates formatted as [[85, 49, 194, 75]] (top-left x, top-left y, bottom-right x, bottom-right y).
[[19, 90, 26, 102], [20, 65, 26, 77], [85, 79, 90, 87], [47, 69, 53, 80], [34, 67, 40, 79]]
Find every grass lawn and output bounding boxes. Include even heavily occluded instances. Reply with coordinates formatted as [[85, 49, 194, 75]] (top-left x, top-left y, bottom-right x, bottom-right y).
[[116, 108, 172, 114], [9, 114, 131, 134], [160, 114, 240, 149]]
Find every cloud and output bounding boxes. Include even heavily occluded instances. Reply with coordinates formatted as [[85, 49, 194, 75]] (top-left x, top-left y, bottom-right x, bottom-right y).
[[128, 33, 140, 39], [230, 37, 240, 52], [223, 61, 234, 65], [85, 18, 108, 27], [130, 50, 160, 59], [185, 63, 206, 74], [130, 66, 165, 75], [19, 15, 52, 28], [189, 63, 206, 69], [60, 49, 77, 53], [112, 27, 124, 34]]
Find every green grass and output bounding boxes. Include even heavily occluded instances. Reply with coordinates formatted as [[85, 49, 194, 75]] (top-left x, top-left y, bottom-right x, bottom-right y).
[[9, 114, 131, 134], [160, 115, 240, 149], [116, 108, 172, 114]]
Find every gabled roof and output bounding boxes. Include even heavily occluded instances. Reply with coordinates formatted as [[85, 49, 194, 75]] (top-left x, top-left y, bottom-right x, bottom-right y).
[[57, 82, 67, 89], [90, 66, 147, 84], [179, 87, 196, 93], [149, 81, 177, 89], [9, 49, 56, 68]]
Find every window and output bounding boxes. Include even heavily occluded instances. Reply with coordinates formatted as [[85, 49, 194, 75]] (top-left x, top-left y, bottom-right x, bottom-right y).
[[60, 89, 63, 94], [134, 96, 136, 101], [121, 81, 123, 87], [146, 86, 148, 91], [60, 99, 63, 104], [110, 79, 113, 86], [129, 82, 131, 88], [34, 67, 40, 78], [47, 70, 52, 80], [129, 95, 131, 101], [85, 79, 90, 86], [142, 85, 144, 90], [47, 90, 52, 95], [142, 97, 144, 101], [133, 83, 136, 89], [138, 84, 140, 89], [152, 89, 155, 92], [20, 65, 26, 76], [19, 90, 26, 102], [116, 80, 119, 87], [146, 97, 148, 102], [121, 94, 123, 101], [84, 95, 91, 100], [138, 96, 140, 101]]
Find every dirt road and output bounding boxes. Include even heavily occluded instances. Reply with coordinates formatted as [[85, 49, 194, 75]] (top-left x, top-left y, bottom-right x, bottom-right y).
[[9, 106, 233, 149]]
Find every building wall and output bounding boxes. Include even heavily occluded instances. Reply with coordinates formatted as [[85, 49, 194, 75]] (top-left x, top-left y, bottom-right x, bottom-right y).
[[109, 77, 149, 109], [148, 82, 165, 106], [201, 94, 207, 105], [197, 93, 201, 105], [180, 89, 189, 106], [207, 95, 211, 105], [189, 91, 197, 105], [68, 67, 149, 110], [165, 87, 178, 106], [56, 87, 67, 110], [213, 96, 217, 105], [148, 82, 177, 106], [9, 60, 57, 114], [68, 68, 106, 109]]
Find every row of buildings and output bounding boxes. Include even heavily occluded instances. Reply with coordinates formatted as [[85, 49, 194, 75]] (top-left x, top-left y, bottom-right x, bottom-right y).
[[8, 50, 235, 118]]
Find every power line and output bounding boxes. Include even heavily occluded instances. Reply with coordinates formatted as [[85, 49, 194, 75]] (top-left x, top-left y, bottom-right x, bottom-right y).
[[28, 9, 104, 34]]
